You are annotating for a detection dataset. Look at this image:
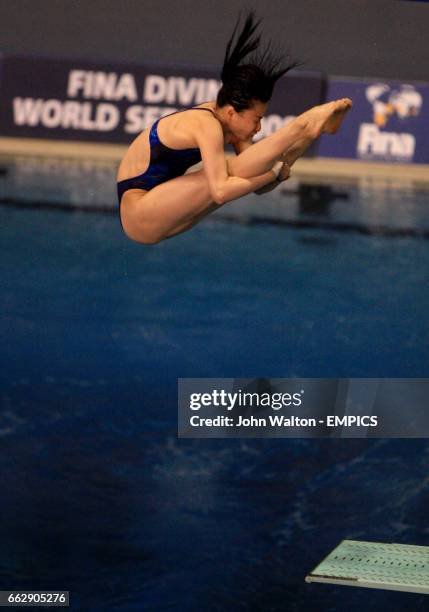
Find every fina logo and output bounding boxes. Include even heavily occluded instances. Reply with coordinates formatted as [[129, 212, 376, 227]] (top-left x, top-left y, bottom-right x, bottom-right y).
[[357, 83, 422, 162], [366, 83, 422, 127]]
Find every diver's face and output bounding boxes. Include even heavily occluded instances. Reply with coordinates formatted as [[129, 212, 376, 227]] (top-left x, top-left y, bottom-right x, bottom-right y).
[[229, 100, 267, 141]]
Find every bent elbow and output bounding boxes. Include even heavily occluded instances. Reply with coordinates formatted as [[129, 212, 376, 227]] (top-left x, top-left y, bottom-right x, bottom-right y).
[[212, 188, 226, 206]]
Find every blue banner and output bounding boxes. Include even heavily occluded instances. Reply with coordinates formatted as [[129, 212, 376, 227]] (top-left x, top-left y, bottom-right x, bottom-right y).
[[0, 54, 323, 147], [318, 77, 429, 164]]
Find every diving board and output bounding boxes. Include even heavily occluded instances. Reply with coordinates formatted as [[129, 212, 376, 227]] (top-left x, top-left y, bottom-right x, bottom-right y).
[[306, 540, 429, 594]]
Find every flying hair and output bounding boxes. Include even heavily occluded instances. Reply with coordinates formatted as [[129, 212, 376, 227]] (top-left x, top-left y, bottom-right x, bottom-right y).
[[221, 11, 263, 83], [217, 11, 299, 111]]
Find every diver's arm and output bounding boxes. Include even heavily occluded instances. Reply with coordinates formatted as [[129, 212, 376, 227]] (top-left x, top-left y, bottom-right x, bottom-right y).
[[196, 121, 282, 205], [254, 161, 290, 195], [232, 138, 289, 196]]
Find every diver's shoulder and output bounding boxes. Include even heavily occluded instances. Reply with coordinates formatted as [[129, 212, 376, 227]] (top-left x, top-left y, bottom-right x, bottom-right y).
[[190, 102, 218, 119]]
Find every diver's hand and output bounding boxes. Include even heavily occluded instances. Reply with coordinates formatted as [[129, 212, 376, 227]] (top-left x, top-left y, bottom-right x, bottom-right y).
[[277, 161, 290, 182]]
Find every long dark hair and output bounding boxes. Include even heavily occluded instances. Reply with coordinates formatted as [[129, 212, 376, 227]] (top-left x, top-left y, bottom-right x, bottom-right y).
[[217, 11, 298, 111]]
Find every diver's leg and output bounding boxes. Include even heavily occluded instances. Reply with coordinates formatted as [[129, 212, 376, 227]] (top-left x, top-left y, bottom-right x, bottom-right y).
[[120, 169, 216, 244], [228, 98, 352, 177]]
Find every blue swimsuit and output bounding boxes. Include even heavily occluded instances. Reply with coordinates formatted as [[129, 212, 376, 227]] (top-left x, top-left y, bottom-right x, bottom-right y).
[[117, 107, 214, 205]]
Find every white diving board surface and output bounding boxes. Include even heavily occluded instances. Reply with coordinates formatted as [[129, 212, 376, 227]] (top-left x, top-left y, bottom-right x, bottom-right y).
[[306, 540, 429, 594]]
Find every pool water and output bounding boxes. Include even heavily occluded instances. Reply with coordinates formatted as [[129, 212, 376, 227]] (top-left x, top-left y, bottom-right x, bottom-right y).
[[0, 157, 428, 611]]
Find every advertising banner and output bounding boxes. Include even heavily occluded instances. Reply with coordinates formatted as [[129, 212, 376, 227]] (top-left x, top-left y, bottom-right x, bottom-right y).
[[0, 54, 323, 147], [318, 76, 429, 163]]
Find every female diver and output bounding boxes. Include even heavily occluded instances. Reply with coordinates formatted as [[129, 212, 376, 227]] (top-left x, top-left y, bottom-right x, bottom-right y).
[[117, 12, 352, 244]]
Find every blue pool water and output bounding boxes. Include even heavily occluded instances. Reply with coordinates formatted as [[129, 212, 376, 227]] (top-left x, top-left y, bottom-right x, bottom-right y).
[[0, 157, 429, 611]]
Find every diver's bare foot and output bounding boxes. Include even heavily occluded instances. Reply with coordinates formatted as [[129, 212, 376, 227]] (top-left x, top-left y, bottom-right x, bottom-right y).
[[303, 98, 353, 138], [322, 98, 353, 134]]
